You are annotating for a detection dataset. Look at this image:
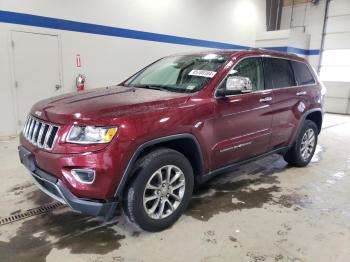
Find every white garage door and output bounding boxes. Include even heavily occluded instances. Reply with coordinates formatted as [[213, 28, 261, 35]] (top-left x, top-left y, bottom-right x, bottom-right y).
[[319, 0, 350, 114], [11, 31, 62, 129]]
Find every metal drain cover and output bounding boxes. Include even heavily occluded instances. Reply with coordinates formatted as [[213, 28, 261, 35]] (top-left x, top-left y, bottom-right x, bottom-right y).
[[0, 202, 64, 226]]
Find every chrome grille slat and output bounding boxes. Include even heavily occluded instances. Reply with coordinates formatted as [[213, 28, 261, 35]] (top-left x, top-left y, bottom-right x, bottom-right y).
[[23, 117, 30, 136], [44, 125, 53, 149], [27, 118, 34, 137], [32, 121, 39, 142], [34, 123, 42, 142], [41, 124, 50, 146], [37, 124, 46, 148], [22, 115, 59, 150], [29, 120, 35, 140], [25, 117, 32, 137], [23, 116, 30, 135]]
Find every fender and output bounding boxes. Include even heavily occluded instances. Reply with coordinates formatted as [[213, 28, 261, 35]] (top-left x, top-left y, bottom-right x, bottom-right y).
[[290, 108, 323, 147], [114, 133, 204, 198]]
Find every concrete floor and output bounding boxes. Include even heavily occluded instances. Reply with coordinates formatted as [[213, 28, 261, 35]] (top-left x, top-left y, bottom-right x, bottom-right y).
[[0, 113, 349, 262]]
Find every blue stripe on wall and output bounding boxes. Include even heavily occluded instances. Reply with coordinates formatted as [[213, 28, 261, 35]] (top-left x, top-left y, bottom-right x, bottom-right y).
[[0, 10, 248, 50], [0, 10, 320, 56], [264, 46, 320, 56]]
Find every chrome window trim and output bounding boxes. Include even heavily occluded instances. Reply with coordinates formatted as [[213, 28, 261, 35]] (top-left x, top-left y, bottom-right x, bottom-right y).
[[214, 54, 318, 99]]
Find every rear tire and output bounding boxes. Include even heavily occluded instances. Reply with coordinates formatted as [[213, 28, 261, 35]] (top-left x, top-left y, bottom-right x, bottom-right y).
[[123, 148, 194, 232], [284, 120, 318, 167]]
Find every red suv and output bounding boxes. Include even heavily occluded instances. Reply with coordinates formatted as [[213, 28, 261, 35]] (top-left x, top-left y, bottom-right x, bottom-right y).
[[19, 49, 325, 231]]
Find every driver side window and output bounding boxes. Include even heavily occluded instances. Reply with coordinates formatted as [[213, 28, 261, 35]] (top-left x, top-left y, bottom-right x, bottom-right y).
[[220, 57, 265, 92]]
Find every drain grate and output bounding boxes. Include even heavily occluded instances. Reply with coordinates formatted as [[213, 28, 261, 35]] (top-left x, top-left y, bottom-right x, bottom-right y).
[[0, 202, 65, 226]]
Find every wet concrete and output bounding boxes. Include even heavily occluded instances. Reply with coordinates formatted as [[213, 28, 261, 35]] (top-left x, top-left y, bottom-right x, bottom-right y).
[[24, 189, 55, 206], [186, 155, 303, 221], [0, 113, 349, 262], [6, 181, 54, 206], [0, 212, 125, 262]]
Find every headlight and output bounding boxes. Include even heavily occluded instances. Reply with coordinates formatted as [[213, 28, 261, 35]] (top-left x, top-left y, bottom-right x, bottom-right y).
[[67, 125, 118, 144]]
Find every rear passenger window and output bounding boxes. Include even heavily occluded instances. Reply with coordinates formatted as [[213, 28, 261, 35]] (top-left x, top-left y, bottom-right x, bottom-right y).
[[264, 58, 295, 89], [291, 61, 315, 85]]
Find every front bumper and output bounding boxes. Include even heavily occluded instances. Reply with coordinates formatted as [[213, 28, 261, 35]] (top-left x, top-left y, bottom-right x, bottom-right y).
[[19, 146, 118, 218]]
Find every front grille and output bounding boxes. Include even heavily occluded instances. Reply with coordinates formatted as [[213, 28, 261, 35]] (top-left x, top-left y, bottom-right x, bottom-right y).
[[23, 115, 60, 150]]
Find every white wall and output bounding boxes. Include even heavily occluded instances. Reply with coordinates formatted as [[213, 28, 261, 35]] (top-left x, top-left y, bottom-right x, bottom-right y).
[[280, 0, 327, 69], [0, 0, 266, 137], [256, 28, 310, 58], [0, 23, 17, 137], [256, 29, 292, 48]]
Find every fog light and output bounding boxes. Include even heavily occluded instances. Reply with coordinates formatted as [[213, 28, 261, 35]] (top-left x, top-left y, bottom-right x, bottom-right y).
[[71, 169, 96, 184]]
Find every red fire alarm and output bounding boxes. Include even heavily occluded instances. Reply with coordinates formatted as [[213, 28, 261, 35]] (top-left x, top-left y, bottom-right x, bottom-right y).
[[76, 54, 81, 67]]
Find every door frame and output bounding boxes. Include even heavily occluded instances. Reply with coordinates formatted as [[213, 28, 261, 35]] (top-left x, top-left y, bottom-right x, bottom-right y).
[[9, 30, 64, 134], [211, 55, 274, 169]]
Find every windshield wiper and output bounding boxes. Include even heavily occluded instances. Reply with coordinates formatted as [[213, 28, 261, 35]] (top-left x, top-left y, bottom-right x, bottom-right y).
[[128, 84, 171, 92]]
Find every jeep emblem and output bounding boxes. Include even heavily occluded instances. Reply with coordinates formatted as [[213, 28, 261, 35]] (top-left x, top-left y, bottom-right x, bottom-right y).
[[35, 111, 42, 117]]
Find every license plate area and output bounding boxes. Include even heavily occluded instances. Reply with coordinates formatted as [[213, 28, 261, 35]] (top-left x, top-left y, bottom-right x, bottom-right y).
[[18, 146, 36, 172]]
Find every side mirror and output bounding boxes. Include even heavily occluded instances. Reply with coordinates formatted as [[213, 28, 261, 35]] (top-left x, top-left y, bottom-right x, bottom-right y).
[[217, 76, 253, 97]]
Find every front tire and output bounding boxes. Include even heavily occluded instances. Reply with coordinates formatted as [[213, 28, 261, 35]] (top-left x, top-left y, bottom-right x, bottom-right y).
[[124, 148, 194, 232], [284, 120, 318, 167]]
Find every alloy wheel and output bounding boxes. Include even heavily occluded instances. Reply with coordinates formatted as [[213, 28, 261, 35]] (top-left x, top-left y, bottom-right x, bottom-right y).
[[143, 165, 186, 219], [300, 128, 315, 161]]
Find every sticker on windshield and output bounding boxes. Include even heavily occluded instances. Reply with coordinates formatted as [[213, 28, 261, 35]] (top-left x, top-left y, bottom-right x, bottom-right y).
[[188, 69, 217, 78]]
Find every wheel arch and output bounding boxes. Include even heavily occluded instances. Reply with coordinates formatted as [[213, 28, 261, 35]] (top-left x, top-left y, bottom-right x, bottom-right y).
[[114, 134, 204, 198], [305, 110, 323, 134], [291, 108, 323, 147]]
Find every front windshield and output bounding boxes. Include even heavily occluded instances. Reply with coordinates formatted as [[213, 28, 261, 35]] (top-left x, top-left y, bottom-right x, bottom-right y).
[[124, 54, 231, 93]]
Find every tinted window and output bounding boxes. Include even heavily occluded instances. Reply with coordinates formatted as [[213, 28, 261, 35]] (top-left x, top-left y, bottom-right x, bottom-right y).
[[223, 57, 265, 91], [291, 61, 315, 85], [264, 58, 295, 89]]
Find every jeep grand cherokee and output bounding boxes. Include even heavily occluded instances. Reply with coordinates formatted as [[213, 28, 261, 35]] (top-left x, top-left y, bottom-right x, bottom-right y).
[[19, 49, 325, 231]]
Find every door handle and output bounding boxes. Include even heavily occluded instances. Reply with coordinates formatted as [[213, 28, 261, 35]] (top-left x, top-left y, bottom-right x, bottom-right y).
[[259, 97, 272, 102], [55, 84, 62, 90], [296, 91, 307, 96]]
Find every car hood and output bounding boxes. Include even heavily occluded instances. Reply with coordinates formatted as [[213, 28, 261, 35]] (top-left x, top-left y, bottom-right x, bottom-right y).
[[30, 86, 190, 124]]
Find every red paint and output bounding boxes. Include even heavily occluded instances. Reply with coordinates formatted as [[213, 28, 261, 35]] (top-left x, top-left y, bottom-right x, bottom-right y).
[[76, 85, 84, 92], [20, 49, 324, 200]]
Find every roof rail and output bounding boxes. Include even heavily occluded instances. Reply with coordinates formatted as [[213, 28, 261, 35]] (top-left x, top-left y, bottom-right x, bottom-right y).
[[248, 47, 300, 57], [248, 47, 265, 51]]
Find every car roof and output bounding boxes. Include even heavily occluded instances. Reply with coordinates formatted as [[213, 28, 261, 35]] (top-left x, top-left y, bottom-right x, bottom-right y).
[[173, 48, 305, 62]]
